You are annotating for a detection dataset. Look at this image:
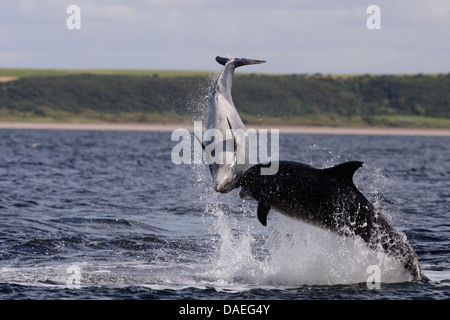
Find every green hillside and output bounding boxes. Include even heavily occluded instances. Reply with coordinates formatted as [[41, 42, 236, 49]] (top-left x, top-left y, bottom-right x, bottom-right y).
[[0, 69, 449, 128], [0, 68, 213, 78]]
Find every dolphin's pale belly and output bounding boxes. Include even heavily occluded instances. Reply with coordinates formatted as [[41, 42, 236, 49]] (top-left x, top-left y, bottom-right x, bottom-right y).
[[203, 57, 265, 193]]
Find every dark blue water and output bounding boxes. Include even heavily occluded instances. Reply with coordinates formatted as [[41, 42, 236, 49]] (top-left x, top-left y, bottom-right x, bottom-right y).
[[0, 129, 448, 300]]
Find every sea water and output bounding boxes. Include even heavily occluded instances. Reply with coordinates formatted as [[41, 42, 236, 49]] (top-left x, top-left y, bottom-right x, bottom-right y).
[[0, 129, 448, 299]]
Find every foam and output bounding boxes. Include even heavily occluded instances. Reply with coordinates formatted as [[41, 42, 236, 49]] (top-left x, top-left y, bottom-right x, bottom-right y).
[[203, 208, 412, 286]]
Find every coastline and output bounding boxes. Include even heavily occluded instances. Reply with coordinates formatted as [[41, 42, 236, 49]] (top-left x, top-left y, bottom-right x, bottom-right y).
[[0, 121, 449, 136]]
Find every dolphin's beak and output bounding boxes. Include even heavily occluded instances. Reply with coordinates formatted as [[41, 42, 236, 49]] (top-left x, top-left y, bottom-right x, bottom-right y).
[[214, 182, 231, 193], [214, 177, 240, 194], [214, 184, 225, 193]]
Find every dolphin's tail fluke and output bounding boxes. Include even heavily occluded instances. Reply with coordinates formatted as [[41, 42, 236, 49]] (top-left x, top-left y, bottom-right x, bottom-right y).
[[216, 56, 266, 68]]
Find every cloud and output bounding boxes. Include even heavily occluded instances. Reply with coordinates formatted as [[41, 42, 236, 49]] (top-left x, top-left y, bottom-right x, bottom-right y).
[[0, 0, 449, 73]]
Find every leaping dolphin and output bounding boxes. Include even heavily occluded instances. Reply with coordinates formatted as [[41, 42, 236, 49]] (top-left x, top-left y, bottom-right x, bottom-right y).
[[238, 160, 424, 281], [202, 56, 265, 193]]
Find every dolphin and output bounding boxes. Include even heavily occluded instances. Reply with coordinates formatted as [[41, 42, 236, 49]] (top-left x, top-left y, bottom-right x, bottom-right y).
[[202, 56, 265, 193], [238, 160, 424, 281]]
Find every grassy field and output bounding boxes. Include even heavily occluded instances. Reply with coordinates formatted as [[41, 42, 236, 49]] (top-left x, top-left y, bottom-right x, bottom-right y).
[[3, 68, 443, 80], [0, 68, 213, 79]]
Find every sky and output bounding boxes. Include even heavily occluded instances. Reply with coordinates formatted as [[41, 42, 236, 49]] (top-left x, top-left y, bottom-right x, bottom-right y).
[[1, 0, 449, 74]]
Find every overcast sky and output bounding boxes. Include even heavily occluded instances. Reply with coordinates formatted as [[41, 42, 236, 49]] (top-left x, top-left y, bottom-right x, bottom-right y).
[[1, 0, 449, 74]]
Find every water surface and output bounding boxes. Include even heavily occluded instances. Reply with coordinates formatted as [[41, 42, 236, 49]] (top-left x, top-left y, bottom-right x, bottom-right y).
[[0, 129, 448, 299]]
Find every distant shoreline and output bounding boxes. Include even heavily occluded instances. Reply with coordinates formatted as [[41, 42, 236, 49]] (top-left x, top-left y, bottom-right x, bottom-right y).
[[1, 121, 449, 136]]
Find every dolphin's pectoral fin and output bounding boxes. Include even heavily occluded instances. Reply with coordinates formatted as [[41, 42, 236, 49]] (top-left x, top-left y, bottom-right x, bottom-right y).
[[194, 132, 213, 169], [257, 202, 271, 226], [226, 117, 238, 161], [226, 117, 233, 131], [193, 132, 206, 150]]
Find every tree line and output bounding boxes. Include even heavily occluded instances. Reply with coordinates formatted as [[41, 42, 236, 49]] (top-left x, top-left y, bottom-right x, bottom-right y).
[[0, 72, 449, 123]]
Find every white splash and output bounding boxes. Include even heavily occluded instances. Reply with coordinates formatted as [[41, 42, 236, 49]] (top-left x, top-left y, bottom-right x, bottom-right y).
[[203, 207, 412, 286]]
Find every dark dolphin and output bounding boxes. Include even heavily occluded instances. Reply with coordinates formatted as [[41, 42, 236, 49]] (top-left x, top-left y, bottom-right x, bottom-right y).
[[238, 160, 424, 281]]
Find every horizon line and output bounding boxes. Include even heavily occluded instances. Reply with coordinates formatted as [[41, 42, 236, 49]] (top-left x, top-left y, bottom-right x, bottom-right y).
[[1, 67, 449, 77]]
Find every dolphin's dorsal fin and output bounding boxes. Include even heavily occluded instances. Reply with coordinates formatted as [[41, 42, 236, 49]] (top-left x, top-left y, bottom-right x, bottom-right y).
[[323, 161, 364, 185]]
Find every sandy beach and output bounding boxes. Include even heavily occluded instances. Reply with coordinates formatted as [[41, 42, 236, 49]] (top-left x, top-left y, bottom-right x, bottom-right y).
[[0, 121, 449, 136], [0, 77, 18, 83]]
